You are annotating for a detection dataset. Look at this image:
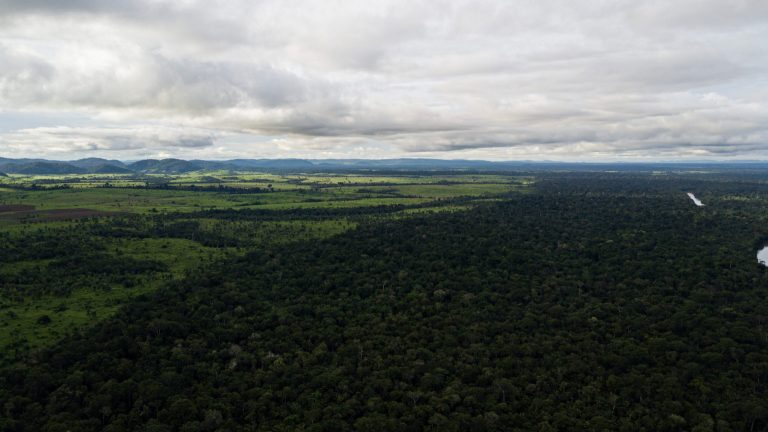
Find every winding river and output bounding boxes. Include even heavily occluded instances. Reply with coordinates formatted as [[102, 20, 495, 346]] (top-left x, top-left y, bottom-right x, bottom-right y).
[[759, 247, 768, 267], [685, 192, 768, 267], [687, 193, 704, 207]]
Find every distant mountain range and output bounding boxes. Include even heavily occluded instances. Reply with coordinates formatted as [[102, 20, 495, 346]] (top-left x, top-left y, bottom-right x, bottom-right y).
[[0, 157, 319, 175], [0, 157, 525, 174], [2, 157, 768, 175]]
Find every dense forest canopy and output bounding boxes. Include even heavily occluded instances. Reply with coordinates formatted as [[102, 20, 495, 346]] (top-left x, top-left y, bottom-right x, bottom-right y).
[[2, 171, 768, 431]]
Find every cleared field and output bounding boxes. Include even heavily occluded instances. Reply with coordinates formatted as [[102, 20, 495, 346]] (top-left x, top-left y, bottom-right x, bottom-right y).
[[0, 177, 523, 218], [0, 204, 35, 212], [0, 206, 123, 223], [342, 182, 515, 197], [0, 171, 530, 357], [0, 238, 225, 353], [393, 205, 474, 216], [0, 188, 248, 214]]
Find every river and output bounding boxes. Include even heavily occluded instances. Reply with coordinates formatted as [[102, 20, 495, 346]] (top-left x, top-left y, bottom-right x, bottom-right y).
[[687, 193, 704, 207], [759, 247, 768, 266]]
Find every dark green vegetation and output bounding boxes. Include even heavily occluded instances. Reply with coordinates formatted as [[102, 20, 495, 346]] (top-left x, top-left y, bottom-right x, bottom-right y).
[[0, 172, 519, 353], [3, 169, 768, 431]]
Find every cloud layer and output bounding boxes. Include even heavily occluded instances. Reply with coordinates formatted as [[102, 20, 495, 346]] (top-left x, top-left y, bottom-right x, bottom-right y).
[[1, 0, 767, 160]]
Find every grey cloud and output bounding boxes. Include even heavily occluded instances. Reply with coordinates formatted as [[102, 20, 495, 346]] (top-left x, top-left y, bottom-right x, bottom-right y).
[[0, 0, 767, 159], [0, 44, 327, 112], [625, 0, 768, 32], [0, 126, 218, 157], [0, 0, 138, 14], [0, 44, 55, 104]]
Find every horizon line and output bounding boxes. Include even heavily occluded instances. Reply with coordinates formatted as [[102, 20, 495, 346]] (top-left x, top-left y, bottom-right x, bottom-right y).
[[5, 156, 768, 165]]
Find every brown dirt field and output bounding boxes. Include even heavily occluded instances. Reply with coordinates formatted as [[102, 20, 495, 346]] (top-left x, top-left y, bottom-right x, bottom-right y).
[[0, 204, 36, 213], [0, 208, 123, 223], [36, 209, 124, 221]]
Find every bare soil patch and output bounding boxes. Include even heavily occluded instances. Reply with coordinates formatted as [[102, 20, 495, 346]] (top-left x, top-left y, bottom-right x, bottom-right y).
[[0, 204, 36, 213], [0, 208, 123, 222]]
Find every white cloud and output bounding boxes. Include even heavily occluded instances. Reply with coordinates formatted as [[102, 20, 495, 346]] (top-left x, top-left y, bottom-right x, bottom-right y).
[[0, 0, 767, 160], [0, 125, 218, 158]]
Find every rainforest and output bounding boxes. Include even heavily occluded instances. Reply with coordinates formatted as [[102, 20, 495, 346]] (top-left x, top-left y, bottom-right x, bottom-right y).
[[2, 166, 768, 431]]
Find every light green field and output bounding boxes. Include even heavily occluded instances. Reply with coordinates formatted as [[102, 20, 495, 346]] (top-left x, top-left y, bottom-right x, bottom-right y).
[[0, 238, 225, 352], [0, 171, 530, 356], [0, 188, 249, 213], [0, 177, 521, 217], [0, 220, 77, 234], [393, 205, 474, 216], [3, 286, 133, 353]]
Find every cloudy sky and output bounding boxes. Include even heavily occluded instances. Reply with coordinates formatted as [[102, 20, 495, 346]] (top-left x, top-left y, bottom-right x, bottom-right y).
[[1, 0, 767, 161]]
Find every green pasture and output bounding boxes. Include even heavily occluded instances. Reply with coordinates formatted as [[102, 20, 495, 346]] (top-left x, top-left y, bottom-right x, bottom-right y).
[[0, 172, 528, 216], [392, 204, 474, 216], [0, 183, 512, 218], [0, 238, 226, 353], [0, 171, 530, 356], [0, 172, 530, 189]]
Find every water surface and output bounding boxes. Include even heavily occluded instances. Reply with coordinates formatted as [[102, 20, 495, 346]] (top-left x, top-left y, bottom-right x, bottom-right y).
[[758, 246, 768, 266], [687, 193, 704, 207]]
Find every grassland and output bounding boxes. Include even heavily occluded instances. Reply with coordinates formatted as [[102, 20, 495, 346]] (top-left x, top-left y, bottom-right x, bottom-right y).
[[0, 170, 529, 358], [0, 238, 224, 353], [0, 172, 528, 214]]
